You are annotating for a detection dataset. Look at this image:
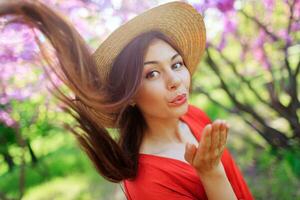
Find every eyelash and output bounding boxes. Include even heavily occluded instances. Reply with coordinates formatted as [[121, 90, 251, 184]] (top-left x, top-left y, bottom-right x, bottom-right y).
[[145, 61, 184, 79]]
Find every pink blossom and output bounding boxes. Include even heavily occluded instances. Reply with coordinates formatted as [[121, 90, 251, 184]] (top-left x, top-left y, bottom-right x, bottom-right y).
[[252, 30, 271, 70], [0, 46, 18, 63], [291, 22, 300, 32], [189, 0, 235, 13], [263, 0, 274, 11], [0, 95, 9, 105], [278, 29, 292, 46], [0, 110, 16, 127], [217, 33, 226, 51], [218, 15, 237, 50], [293, 1, 300, 23], [215, 0, 235, 12]]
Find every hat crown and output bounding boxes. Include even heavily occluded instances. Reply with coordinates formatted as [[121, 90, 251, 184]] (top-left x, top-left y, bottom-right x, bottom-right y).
[[92, 1, 206, 82]]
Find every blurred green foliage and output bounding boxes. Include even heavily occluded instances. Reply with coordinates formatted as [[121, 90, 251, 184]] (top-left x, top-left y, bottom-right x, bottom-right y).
[[1, 0, 299, 199]]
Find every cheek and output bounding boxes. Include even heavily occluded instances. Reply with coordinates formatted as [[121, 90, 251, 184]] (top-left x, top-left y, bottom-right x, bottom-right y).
[[181, 68, 191, 89], [136, 83, 163, 106], [135, 81, 166, 112]]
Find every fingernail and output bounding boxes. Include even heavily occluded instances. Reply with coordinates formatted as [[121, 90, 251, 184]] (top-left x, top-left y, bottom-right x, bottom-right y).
[[220, 121, 225, 131], [226, 123, 230, 128], [207, 124, 212, 130]]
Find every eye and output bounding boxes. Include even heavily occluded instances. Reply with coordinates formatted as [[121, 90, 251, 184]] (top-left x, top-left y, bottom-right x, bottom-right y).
[[172, 62, 184, 70], [145, 71, 159, 79]]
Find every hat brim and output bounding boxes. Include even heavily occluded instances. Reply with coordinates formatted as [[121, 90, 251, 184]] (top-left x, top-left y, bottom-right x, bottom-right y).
[[92, 1, 206, 83]]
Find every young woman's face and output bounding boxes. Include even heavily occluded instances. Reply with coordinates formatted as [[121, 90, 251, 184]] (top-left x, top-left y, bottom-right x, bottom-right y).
[[134, 39, 191, 120]]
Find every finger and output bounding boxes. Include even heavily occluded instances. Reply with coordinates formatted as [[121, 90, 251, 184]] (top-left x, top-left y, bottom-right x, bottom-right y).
[[226, 122, 231, 129], [222, 122, 229, 145], [184, 143, 197, 164], [223, 122, 229, 150], [215, 121, 226, 160], [199, 124, 212, 151], [210, 121, 224, 165], [218, 120, 227, 149], [194, 124, 212, 163], [210, 120, 221, 153]]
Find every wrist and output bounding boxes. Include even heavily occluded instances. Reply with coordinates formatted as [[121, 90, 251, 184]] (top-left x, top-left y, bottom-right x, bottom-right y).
[[198, 169, 226, 180], [197, 163, 226, 179]]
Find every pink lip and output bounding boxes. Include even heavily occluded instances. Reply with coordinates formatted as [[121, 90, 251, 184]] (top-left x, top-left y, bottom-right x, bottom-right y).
[[169, 94, 187, 107], [169, 93, 187, 106], [170, 94, 186, 103]]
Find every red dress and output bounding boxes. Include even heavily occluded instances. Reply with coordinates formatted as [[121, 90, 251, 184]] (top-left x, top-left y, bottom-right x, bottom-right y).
[[123, 104, 254, 200]]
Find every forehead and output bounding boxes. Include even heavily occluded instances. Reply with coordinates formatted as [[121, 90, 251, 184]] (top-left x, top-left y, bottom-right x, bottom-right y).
[[144, 39, 179, 62]]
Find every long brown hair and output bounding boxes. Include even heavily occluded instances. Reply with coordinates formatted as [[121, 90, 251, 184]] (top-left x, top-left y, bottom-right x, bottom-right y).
[[0, 0, 183, 184]]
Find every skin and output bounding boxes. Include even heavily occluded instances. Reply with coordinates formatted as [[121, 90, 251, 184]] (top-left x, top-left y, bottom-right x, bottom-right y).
[[185, 120, 229, 176], [134, 38, 191, 145], [133, 39, 237, 200]]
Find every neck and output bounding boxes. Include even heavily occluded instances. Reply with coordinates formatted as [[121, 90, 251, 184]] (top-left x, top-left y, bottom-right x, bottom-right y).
[[143, 115, 183, 145]]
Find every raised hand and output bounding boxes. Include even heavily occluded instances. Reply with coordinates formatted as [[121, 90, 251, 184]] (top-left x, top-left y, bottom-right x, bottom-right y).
[[184, 119, 229, 177]]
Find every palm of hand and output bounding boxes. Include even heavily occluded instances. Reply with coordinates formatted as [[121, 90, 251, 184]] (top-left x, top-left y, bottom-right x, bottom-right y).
[[184, 119, 229, 176]]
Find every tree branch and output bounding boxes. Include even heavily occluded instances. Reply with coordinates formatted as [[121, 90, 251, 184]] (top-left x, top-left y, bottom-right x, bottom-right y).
[[0, 191, 16, 200], [12, 124, 26, 199], [212, 45, 268, 105], [205, 49, 290, 148], [212, 46, 299, 133], [287, 0, 297, 34], [295, 59, 300, 77], [192, 85, 236, 114], [239, 5, 300, 136], [240, 10, 280, 41], [243, 117, 289, 149], [283, 1, 300, 132]]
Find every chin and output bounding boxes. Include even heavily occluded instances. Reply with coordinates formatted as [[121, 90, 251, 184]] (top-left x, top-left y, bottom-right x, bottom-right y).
[[168, 102, 189, 117]]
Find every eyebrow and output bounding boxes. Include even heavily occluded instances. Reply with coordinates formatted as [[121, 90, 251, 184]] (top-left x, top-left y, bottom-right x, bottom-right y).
[[143, 53, 180, 66]]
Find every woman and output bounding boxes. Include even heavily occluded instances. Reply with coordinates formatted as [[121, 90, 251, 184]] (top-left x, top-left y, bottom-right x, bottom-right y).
[[0, 1, 254, 199]]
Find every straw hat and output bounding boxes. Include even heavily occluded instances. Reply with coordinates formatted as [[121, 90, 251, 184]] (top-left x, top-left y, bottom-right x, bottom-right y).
[[91, 1, 206, 127], [92, 1, 206, 83]]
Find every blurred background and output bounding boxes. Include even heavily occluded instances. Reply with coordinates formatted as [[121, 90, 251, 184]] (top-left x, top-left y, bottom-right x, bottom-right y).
[[0, 0, 299, 199]]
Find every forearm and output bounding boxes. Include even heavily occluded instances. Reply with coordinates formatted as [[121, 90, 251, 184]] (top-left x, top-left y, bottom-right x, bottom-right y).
[[198, 170, 237, 200]]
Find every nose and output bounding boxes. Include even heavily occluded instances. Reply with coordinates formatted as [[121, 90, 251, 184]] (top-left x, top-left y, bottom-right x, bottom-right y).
[[167, 71, 181, 90]]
